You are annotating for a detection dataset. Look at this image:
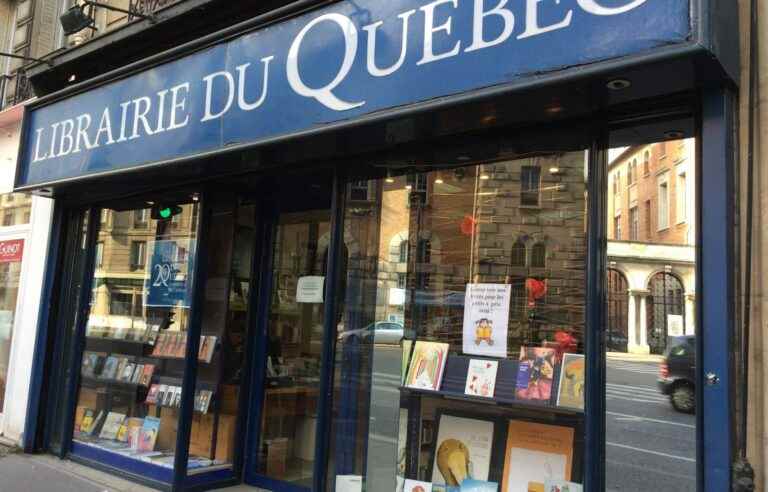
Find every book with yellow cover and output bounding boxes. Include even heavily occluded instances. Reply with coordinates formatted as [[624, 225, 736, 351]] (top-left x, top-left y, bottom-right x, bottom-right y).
[[501, 421, 574, 492], [404, 341, 449, 391]]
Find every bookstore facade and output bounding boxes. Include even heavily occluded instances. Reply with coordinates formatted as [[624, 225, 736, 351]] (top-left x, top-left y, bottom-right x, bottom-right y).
[[17, 1, 738, 491]]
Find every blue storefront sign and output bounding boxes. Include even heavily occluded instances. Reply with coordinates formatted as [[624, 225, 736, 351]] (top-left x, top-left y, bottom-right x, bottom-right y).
[[145, 239, 196, 308], [17, 0, 689, 187]]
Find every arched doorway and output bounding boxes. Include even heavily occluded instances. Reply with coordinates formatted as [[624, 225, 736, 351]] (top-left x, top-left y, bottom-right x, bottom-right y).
[[606, 269, 629, 352], [647, 272, 685, 354]]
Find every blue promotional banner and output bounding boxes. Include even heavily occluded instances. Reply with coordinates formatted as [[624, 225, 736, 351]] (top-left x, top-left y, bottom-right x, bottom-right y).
[[145, 239, 196, 308], [18, 0, 689, 186]]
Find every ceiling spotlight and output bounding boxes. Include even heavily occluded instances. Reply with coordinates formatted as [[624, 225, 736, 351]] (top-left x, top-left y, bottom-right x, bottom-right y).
[[606, 78, 631, 91], [549, 167, 561, 174], [405, 184, 413, 190], [480, 174, 490, 180], [385, 170, 395, 183], [435, 177, 444, 184]]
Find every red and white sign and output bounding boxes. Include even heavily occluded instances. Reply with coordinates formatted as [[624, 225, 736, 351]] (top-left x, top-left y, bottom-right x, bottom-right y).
[[0, 239, 24, 263]]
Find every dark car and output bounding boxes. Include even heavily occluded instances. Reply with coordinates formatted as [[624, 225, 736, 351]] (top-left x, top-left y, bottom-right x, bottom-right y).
[[657, 335, 696, 413]]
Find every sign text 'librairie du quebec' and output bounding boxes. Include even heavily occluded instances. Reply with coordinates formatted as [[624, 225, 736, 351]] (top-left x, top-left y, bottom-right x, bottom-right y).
[[19, 0, 689, 186]]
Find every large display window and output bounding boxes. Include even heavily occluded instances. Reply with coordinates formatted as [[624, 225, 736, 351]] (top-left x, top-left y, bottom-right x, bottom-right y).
[[325, 152, 588, 492], [70, 198, 207, 478]]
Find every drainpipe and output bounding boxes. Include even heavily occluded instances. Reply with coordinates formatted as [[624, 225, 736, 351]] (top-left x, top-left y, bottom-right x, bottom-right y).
[[733, 0, 758, 490]]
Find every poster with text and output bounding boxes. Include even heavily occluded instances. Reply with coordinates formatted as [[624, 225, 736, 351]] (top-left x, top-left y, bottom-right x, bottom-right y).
[[145, 239, 196, 308], [462, 284, 510, 358]]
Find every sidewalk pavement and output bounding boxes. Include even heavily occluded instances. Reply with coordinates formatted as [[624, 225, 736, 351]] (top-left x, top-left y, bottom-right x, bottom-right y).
[[0, 446, 259, 492]]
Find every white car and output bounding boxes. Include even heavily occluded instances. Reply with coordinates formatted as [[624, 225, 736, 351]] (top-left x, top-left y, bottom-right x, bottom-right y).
[[338, 322, 404, 345]]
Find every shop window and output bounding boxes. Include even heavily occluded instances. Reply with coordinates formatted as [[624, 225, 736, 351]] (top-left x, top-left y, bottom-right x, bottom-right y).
[[129, 241, 146, 270], [327, 152, 587, 492], [70, 200, 203, 478], [531, 243, 546, 268], [0, 239, 23, 413], [629, 206, 639, 241], [520, 166, 540, 206], [658, 174, 670, 230], [511, 240, 526, 267]]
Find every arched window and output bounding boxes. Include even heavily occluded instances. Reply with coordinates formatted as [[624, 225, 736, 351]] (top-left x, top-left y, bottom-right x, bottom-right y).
[[643, 150, 650, 175], [607, 269, 629, 352], [511, 240, 526, 267], [531, 243, 546, 268], [647, 272, 686, 354], [398, 240, 408, 263]]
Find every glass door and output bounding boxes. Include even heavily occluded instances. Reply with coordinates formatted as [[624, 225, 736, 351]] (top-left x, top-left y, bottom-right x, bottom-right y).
[[247, 176, 333, 490]]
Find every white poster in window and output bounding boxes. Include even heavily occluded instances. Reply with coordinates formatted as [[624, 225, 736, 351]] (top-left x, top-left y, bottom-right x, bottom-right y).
[[667, 314, 684, 337], [296, 276, 324, 303], [335, 475, 362, 492], [390, 287, 406, 306], [462, 284, 510, 358]]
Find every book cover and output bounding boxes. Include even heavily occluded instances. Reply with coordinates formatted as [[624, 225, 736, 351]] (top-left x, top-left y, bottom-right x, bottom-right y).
[[119, 362, 136, 383], [131, 364, 144, 384], [146, 384, 160, 404], [500, 421, 574, 492], [138, 417, 161, 452], [164, 332, 179, 357], [100, 356, 120, 380], [462, 284, 511, 358], [431, 414, 494, 487], [174, 333, 188, 358], [543, 481, 582, 492], [461, 480, 498, 492], [556, 354, 584, 410], [139, 364, 155, 386], [79, 409, 95, 433], [515, 347, 556, 402], [127, 420, 144, 450], [162, 385, 176, 407], [99, 412, 126, 440], [404, 480, 433, 492], [88, 410, 106, 436], [465, 359, 499, 398], [198, 336, 217, 363], [114, 358, 129, 381], [171, 386, 182, 408], [404, 341, 450, 391], [92, 355, 106, 377], [156, 384, 169, 406], [81, 353, 97, 378], [151, 332, 167, 356]]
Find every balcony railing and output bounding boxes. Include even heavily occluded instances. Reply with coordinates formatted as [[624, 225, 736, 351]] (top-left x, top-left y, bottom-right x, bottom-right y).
[[128, 0, 182, 20], [0, 71, 34, 111]]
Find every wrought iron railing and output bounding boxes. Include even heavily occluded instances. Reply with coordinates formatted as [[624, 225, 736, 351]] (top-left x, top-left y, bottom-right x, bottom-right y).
[[0, 71, 34, 111], [128, 0, 182, 20]]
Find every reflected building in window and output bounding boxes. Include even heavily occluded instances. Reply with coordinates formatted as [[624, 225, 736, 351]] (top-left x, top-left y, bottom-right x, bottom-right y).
[[606, 139, 696, 354]]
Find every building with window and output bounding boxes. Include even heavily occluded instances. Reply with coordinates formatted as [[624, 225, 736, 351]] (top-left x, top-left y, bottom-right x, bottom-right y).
[[606, 139, 696, 354], [0, 0, 56, 445]]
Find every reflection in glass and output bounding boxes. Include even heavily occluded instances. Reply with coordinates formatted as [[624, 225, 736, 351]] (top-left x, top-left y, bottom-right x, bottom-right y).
[[257, 209, 331, 487], [605, 138, 697, 491], [326, 151, 588, 492], [70, 202, 200, 472]]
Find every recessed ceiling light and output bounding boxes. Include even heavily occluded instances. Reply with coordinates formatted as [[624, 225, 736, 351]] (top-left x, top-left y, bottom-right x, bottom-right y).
[[480, 174, 490, 180], [606, 78, 631, 90], [405, 184, 413, 190], [549, 167, 561, 174], [664, 130, 684, 139], [435, 178, 444, 184]]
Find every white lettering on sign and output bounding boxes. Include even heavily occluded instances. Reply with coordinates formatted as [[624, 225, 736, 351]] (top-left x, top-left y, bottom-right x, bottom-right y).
[[287, 13, 365, 111], [29, 0, 651, 164]]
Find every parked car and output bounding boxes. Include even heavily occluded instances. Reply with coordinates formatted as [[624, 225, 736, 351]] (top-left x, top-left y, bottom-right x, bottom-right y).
[[657, 335, 696, 413], [337, 321, 404, 345]]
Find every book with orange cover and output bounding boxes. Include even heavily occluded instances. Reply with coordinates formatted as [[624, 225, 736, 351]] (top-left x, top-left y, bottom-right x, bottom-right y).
[[501, 420, 574, 492], [151, 333, 168, 356]]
